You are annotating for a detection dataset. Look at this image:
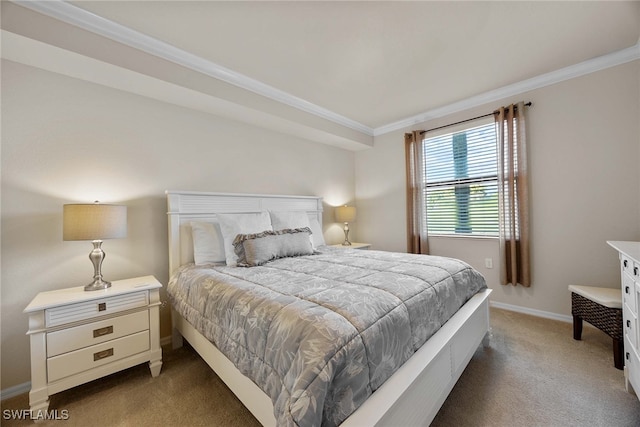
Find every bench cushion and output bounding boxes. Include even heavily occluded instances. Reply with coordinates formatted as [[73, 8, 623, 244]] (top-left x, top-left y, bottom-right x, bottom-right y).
[[568, 285, 622, 309]]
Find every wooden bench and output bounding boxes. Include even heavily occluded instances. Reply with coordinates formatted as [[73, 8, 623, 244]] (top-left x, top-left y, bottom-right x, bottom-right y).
[[569, 285, 623, 369]]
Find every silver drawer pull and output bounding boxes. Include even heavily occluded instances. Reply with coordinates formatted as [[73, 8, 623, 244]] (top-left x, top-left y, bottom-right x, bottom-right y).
[[93, 348, 114, 361], [98, 302, 107, 312], [93, 326, 113, 338]]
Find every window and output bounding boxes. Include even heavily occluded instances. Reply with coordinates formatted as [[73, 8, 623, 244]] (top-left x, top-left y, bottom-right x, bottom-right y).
[[423, 121, 498, 237]]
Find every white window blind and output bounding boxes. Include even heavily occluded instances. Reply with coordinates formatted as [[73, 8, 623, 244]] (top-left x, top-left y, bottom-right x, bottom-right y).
[[423, 121, 498, 236]]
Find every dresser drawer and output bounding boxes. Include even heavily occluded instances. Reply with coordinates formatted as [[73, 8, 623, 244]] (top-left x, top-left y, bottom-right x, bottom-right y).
[[623, 274, 637, 315], [626, 336, 640, 393], [47, 330, 150, 382], [624, 305, 638, 350], [622, 256, 634, 276], [47, 311, 149, 357], [45, 291, 148, 327]]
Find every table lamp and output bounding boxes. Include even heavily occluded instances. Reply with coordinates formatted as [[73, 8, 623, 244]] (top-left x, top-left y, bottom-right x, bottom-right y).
[[335, 205, 356, 246], [63, 202, 127, 291]]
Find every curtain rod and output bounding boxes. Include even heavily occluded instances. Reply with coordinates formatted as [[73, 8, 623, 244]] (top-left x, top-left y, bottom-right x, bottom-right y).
[[419, 102, 532, 135]]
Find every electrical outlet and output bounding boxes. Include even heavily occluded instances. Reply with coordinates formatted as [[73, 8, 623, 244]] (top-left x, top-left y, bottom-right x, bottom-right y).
[[485, 258, 493, 269]]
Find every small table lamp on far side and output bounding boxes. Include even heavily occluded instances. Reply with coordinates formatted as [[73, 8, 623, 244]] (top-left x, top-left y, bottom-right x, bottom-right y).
[[335, 205, 356, 246], [63, 202, 127, 291]]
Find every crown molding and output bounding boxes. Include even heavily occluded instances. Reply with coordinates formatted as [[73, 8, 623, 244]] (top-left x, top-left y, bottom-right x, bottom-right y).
[[12, 0, 374, 137], [11, 1, 640, 141], [2, 30, 373, 151], [374, 42, 640, 136]]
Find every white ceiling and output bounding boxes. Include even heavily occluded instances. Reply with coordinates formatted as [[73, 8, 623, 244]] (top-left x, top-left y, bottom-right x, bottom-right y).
[[3, 1, 640, 149], [67, 0, 640, 128]]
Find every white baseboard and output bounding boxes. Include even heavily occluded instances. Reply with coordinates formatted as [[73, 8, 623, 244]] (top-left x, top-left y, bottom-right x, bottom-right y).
[[1, 335, 175, 402], [1, 382, 30, 401], [490, 300, 572, 323]]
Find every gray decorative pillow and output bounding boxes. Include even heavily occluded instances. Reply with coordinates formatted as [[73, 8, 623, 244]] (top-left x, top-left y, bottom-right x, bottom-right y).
[[233, 227, 315, 267]]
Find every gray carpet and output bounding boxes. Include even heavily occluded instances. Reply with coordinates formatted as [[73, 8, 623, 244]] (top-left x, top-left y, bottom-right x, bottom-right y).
[[2, 308, 639, 426]]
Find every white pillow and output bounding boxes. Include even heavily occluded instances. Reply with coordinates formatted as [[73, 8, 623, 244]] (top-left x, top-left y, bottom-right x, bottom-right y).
[[309, 217, 326, 247], [269, 210, 311, 246], [217, 212, 273, 266], [269, 210, 311, 231], [190, 221, 225, 265]]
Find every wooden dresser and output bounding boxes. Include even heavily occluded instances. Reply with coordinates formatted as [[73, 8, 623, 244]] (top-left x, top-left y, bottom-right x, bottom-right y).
[[608, 241, 640, 400]]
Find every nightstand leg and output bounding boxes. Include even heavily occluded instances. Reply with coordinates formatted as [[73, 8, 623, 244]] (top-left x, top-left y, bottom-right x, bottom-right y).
[[148, 292, 162, 377], [28, 389, 50, 415], [28, 321, 50, 415], [149, 358, 162, 377]]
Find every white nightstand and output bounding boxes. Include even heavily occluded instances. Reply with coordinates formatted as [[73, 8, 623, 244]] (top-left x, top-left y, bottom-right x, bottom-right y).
[[24, 276, 163, 413], [330, 243, 371, 250]]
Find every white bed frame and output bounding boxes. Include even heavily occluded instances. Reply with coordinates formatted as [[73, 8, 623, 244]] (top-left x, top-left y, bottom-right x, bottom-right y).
[[167, 190, 492, 426]]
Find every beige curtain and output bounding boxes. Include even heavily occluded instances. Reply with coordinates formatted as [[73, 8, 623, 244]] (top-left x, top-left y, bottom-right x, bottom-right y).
[[405, 131, 429, 255], [496, 102, 531, 286]]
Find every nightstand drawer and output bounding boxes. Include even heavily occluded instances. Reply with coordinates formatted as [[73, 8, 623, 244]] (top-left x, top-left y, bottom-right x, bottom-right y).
[[47, 330, 150, 382], [47, 311, 149, 357], [45, 291, 148, 327]]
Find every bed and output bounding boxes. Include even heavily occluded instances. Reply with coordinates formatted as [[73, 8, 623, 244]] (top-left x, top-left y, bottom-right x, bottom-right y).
[[166, 190, 492, 426]]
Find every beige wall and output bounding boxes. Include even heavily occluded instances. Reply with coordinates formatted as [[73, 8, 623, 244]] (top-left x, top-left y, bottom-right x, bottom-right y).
[[356, 60, 640, 316], [0, 61, 356, 389], [2, 57, 639, 393]]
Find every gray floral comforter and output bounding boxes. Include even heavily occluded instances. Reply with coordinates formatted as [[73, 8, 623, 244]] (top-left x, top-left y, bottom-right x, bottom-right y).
[[167, 246, 487, 427]]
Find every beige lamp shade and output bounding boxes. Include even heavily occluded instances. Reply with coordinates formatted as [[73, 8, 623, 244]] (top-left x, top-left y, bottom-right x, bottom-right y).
[[335, 205, 356, 223], [63, 203, 127, 241]]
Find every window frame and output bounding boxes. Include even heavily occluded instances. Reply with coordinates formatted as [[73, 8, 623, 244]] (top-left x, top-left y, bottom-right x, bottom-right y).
[[421, 118, 499, 238]]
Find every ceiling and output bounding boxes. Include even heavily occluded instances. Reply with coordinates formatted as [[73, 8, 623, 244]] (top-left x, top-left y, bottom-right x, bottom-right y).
[[3, 1, 640, 149]]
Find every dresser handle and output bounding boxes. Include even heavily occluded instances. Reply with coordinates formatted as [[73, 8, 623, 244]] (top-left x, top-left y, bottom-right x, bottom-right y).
[[635, 267, 639, 276], [626, 286, 630, 294], [624, 260, 628, 268], [627, 352, 630, 360], [93, 326, 113, 338], [98, 302, 107, 312], [627, 320, 631, 328], [93, 348, 114, 361]]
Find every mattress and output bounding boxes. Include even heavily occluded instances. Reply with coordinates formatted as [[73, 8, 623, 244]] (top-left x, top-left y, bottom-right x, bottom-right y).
[[167, 246, 487, 426]]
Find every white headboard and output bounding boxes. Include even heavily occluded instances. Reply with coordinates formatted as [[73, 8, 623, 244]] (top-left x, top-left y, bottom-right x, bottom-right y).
[[166, 190, 324, 274]]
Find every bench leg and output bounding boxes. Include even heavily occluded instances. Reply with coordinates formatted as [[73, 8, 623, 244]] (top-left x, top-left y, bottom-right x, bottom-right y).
[[613, 338, 624, 370], [573, 315, 583, 340]]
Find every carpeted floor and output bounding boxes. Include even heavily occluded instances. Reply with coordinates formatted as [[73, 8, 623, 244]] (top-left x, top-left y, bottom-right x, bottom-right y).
[[431, 308, 640, 427], [2, 308, 639, 426]]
